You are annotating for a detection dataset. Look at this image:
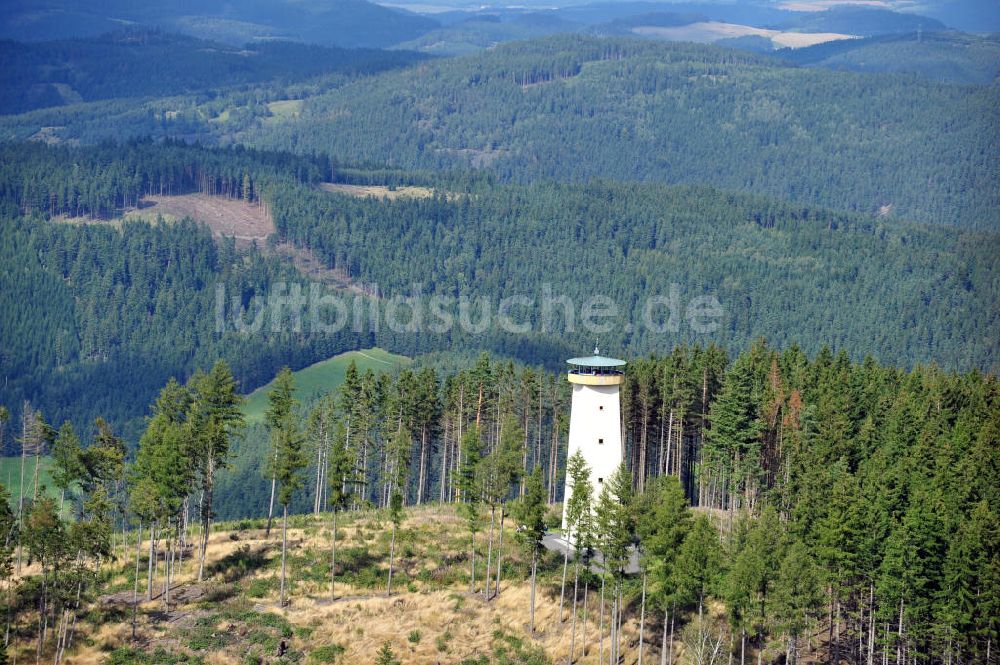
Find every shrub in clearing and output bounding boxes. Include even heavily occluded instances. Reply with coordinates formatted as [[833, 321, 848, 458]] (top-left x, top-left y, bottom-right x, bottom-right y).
[[307, 644, 345, 663]]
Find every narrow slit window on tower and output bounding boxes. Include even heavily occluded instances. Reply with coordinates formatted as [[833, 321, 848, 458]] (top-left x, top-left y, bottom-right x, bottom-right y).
[[599, 405, 604, 410], [598, 438, 604, 444], [597, 478, 604, 484]]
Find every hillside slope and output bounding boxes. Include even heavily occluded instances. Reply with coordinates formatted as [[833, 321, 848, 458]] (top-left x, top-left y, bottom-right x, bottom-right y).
[[41, 505, 656, 665], [271, 178, 1000, 373], [242, 348, 410, 423], [3, 36, 995, 229], [244, 36, 1000, 229], [780, 31, 1000, 84], [0, 29, 426, 115], [1, 141, 997, 449], [0, 0, 440, 48]]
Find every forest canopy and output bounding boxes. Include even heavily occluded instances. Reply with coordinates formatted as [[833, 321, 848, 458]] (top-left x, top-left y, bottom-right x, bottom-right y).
[[0, 141, 996, 442]]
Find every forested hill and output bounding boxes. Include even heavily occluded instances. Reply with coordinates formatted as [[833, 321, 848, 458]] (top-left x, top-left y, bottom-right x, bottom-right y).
[[270, 177, 1000, 373], [0, 0, 440, 48], [4, 337, 998, 664], [246, 36, 999, 230], [0, 29, 427, 115], [1, 142, 997, 441], [778, 31, 1000, 84], [2, 37, 996, 229]]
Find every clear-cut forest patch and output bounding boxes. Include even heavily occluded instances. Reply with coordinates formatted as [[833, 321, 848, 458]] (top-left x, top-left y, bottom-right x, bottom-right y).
[[123, 193, 275, 244], [319, 182, 435, 200]]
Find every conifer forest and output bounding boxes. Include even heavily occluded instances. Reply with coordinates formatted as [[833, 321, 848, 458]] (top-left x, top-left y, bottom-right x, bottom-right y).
[[0, 1, 997, 663]]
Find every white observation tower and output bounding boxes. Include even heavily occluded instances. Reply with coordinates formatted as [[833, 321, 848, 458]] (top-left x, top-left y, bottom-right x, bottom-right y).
[[561, 348, 626, 536]]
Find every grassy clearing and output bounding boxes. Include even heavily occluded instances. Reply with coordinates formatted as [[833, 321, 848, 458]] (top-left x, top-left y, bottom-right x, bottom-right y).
[[51, 215, 126, 227], [52, 502, 675, 665], [631, 21, 854, 48], [52, 193, 273, 244], [266, 99, 304, 120], [242, 348, 411, 423], [0, 455, 56, 504], [122, 193, 274, 241], [319, 182, 437, 200]]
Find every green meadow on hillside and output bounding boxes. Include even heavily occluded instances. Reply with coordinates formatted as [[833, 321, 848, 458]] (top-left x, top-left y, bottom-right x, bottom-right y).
[[0, 455, 56, 504], [242, 348, 410, 423]]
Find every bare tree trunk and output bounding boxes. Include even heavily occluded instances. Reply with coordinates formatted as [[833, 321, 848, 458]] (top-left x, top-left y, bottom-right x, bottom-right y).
[[314, 430, 325, 514], [868, 581, 875, 665], [700, 368, 708, 506], [868, 583, 876, 665], [569, 559, 580, 664], [455, 389, 464, 502], [53, 610, 67, 665], [132, 522, 142, 641], [484, 506, 496, 598], [897, 598, 904, 665], [65, 561, 84, 652], [36, 568, 46, 664], [639, 572, 647, 665], [615, 582, 625, 662], [559, 538, 570, 621], [610, 587, 618, 665], [440, 419, 449, 504], [599, 576, 606, 665], [4, 569, 11, 647], [665, 409, 674, 477], [639, 406, 648, 492], [521, 405, 529, 498], [31, 430, 41, 502], [164, 532, 174, 610], [182, 496, 190, 555], [198, 455, 215, 584], [469, 528, 476, 594], [677, 419, 684, 485], [537, 382, 543, 478], [330, 510, 338, 600], [147, 524, 156, 601], [828, 591, 836, 664], [417, 427, 427, 505], [581, 582, 589, 658], [493, 506, 506, 599], [859, 591, 865, 665], [16, 406, 28, 575], [265, 457, 278, 538], [320, 431, 330, 512], [386, 519, 397, 596], [658, 401, 666, 477], [280, 506, 289, 607], [661, 606, 670, 665], [529, 550, 538, 634], [549, 415, 559, 503]]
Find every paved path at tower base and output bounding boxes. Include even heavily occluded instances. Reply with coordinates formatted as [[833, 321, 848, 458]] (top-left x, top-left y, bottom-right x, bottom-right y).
[[542, 533, 640, 575]]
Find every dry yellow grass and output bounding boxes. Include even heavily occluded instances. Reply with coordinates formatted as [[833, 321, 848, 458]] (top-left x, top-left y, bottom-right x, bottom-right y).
[[17, 505, 702, 664], [319, 182, 437, 200], [122, 194, 275, 241], [52, 193, 275, 247], [632, 21, 855, 49]]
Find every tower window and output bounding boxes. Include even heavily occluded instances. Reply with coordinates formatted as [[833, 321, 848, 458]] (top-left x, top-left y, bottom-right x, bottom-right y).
[[598, 438, 604, 444], [599, 405, 604, 411], [598, 478, 604, 484]]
